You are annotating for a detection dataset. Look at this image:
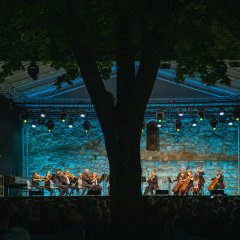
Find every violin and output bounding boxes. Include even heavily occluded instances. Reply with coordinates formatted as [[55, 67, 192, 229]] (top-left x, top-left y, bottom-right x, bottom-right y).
[[208, 177, 218, 190]]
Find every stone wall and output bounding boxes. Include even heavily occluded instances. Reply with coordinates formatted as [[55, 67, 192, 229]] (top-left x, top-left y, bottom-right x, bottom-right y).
[[24, 116, 239, 195]]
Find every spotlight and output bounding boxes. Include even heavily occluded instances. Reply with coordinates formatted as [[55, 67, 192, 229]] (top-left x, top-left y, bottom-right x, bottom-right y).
[[178, 108, 184, 117], [60, 112, 67, 122], [46, 120, 54, 132], [175, 119, 182, 132], [219, 108, 224, 116], [228, 118, 233, 126], [234, 109, 240, 121], [198, 109, 205, 121], [157, 123, 162, 128], [83, 120, 91, 133], [210, 118, 218, 130], [142, 121, 146, 132], [156, 112, 164, 123], [40, 111, 46, 118], [31, 120, 37, 128], [27, 62, 39, 80], [68, 120, 74, 128], [21, 112, 29, 123], [80, 112, 86, 118], [192, 118, 197, 127]]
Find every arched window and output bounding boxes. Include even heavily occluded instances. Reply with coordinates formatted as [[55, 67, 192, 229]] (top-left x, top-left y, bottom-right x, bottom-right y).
[[146, 121, 159, 151]]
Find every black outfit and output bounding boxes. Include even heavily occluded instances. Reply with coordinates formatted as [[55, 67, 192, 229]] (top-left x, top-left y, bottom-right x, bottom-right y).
[[144, 176, 158, 195], [44, 179, 53, 196], [82, 173, 93, 195], [213, 175, 225, 189], [55, 172, 68, 196], [193, 171, 205, 195]]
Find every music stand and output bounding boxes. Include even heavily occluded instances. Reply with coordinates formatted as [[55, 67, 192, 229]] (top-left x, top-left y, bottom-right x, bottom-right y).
[[167, 177, 172, 195]]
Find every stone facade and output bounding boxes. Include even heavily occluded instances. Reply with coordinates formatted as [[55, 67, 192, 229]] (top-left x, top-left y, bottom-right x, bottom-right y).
[[24, 116, 239, 195]]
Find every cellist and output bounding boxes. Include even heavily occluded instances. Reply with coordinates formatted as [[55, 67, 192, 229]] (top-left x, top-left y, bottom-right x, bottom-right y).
[[172, 168, 187, 196], [192, 167, 205, 195], [180, 170, 194, 196], [208, 169, 225, 191]]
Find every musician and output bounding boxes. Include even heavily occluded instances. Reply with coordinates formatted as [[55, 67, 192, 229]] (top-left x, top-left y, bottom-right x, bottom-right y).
[[32, 172, 43, 189], [55, 169, 68, 196], [209, 169, 225, 190], [180, 170, 194, 196], [172, 171, 186, 195], [144, 171, 158, 195], [44, 171, 54, 196], [91, 171, 102, 191], [82, 168, 93, 195], [193, 167, 205, 195]]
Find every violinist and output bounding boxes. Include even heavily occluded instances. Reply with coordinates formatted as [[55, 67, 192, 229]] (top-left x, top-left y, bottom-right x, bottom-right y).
[[55, 169, 68, 196], [44, 171, 53, 196], [144, 171, 158, 195], [32, 172, 44, 189], [82, 168, 93, 195], [91, 171, 102, 191], [180, 170, 194, 196], [208, 169, 225, 191], [192, 167, 205, 195]]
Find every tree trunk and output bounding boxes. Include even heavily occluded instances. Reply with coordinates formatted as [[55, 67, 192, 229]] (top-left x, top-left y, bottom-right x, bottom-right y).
[[104, 119, 143, 239]]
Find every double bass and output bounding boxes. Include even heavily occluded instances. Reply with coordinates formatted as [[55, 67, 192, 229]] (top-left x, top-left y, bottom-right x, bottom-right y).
[[208, 178, 218, 190]]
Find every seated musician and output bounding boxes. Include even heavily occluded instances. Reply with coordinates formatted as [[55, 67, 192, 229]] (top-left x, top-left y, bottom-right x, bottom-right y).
[[209, 169, 225, 190], [91, 171, 102, 191], [144, 171, 158, 195], [65, 169, 76, 195], [32, 172, 43, 189], [180, 170, 194, 196], [172, 168, 187, 196], [44, 171, 54, 196], [82, 168, 93, 195], [193, 167, 205, 195], [55, 169, 69, 196]]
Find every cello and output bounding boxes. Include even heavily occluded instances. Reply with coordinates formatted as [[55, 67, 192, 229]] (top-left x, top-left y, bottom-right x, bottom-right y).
[[208, 178, 218, 190], [172, 172, 185, 193]]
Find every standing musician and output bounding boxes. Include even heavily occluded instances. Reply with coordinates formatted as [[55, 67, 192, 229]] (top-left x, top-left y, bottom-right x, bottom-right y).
[[172, 168, 187, 195], [82, 168, 93, 195], [44, 171, 54, 196], [192, 167, 205, 195], [32, 172, 44, 189], [208, 169, 225, 191], [144, 171, 158, 195], [180, 170, 194, 196]]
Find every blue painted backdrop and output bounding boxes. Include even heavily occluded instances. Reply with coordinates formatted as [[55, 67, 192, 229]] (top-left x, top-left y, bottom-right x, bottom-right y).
[[23, 115, 239, 195]]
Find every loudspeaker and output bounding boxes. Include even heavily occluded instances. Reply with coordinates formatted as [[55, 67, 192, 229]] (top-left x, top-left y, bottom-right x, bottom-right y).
[[87, 189, 101, 196], [155, 190, 169, 196], [210, 190, 224, 195]]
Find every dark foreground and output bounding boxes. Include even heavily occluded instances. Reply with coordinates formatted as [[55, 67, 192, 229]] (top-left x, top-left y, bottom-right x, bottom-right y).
[[0, 196, 240, 240]]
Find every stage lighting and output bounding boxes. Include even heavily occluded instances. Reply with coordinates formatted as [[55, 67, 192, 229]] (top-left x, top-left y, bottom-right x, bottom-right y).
[[83, 120, 91, 133], [228, 118, 233, 126], [234, 109, 240, 121], [210, 118, 218, 130], [157, 123, 162, 128], [192, 118, 197, 127], [60, 112, 67, 122], [31, 120, 37, 128], [27, 62, 39, 80], [21, 112, 29, 123], [40, 111, 46, 118], [178, 108, 184, 117], [46, 120, 54, 132], [142, 121, 146, 132], [156, 112, 164, 123], [80, 112, 86, 118], [219, 108, 224, 116], [198, 109, 205, 121], [175, 119, 182, 132], [68, 120, 74, 128]]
